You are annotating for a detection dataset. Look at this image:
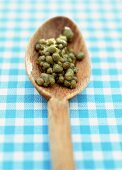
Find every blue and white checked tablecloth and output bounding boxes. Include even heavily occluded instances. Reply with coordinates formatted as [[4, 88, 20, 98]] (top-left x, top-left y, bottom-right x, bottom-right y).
[[0, 0, 122, 169]]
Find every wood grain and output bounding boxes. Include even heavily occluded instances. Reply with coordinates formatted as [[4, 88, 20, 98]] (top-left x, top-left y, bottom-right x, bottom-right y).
[[48, 98, 75, 170]]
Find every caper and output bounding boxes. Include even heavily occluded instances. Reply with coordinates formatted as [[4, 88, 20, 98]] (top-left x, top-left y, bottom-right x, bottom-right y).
[[35, 43, 40, 51], [64, 80, 71, 87], [60, 57, 65, 63], [43, 83, 48, 87], [58, 75, 64, 83], [63, 26, 74, 42], [70, 80, 77, 88], [39, 61, 44, 66], [45, 51, 50, 56], [58, 44, 64, 49], [40, 45, 44, 50], [63, 54, 68, 58], [47, 38, 55, 45], [47, 68, 53, 74], [47, 45, 57, 53], [76, 52, 84, 60], [41, 73, 50, 86], [53, 64, 63, 73], [46, 56, 53, 64], [43, 62, 50, 69], [49, 76, 55, 86], [38, 55, 45, 62], [67, 57, 72, 63], [56, 38, 67, 46], [38, 39, 46, 44], [70, 63, 75, 68], [63, 62, 70, 69], [61, 48, 67, 55], [52, 73, 56, 77], [52, 53, 60, 62], [36, 78, 44, 86], [58, 61, 63, 66], [65, 68, 74, 81], [69, 52, 75, 59], [41, 73, 48, 79], [39, 50, 44, 55]]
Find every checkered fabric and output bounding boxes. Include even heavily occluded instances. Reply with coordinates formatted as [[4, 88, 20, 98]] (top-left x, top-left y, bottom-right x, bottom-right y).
[[0, 0, 122, 169]]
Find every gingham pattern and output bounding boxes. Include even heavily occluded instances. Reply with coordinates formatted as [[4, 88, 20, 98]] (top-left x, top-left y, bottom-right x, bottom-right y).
[[0, 0, 122, 169]]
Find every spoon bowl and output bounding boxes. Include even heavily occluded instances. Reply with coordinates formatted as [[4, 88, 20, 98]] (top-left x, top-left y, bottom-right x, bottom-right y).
[[25, 16, 90, 170], [26, 16, 90, 100]]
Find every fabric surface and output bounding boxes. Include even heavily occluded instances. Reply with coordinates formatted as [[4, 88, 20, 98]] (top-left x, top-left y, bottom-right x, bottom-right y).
[[0, 0, 122, 169]]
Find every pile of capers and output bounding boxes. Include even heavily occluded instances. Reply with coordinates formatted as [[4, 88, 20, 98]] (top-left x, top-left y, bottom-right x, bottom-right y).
[[35, 26, 84, 88]]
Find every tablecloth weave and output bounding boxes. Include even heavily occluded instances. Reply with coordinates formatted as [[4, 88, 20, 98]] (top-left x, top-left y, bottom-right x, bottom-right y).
[[0, 0, 122, 169]]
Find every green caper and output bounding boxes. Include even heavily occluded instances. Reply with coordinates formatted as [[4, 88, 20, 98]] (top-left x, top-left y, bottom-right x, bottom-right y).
[[47, 45, 57, 53], [38, 55, 45, 62], [56, 38, 67, 46], [45, 51, 50, 56], [47, 68, 53, 74], [63, 54, 68, 58], [52, 53, 60, 62], [70, 63, 75, 68], [38, 39, 46, 44], [52, 73, 56, 77], [39, 61, 44, 66], [69, 52, 75, 59], [47, 38, 55, 45], [63, 26, 74, 42], [65, 68, 74, 81], [63, 62, 70, 69], [43, 83, 48, 87], [40, 45, 44, 50], [76, 52, 84, 60], [43, 62, 50, 69], [39, 50, 44, 55], [53, 64, 63, 73], [49, 76, 55, 86], [35, 43, 40, 51], [67, 57, 72, 63], [41, 73, 48, 79], [61, 48, 67, 55], [36, 78, 44, 86], [41, 73, 50, 87], [64, 80, 71, 87], [46, 56, 53, 64], [60, 57, 65, 63], [58, 44, 64, 49], [70, 80, 77, 88], [58, 61, 63, 66], [58, 75, 64, 83]]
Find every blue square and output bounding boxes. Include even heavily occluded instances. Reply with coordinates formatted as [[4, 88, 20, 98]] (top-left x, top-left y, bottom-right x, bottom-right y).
[[84, 160, 95, 169], [2, 161, 13, 170], [98, 125, 110, 134], [0, 1, 122, 170]]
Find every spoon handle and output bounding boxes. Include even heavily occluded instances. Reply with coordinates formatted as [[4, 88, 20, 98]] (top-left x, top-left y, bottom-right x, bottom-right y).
[[48, 98, 75, 170]]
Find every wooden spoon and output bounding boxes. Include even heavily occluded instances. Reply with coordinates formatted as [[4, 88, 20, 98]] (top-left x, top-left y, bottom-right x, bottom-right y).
[[25, 16, 90, 170]]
